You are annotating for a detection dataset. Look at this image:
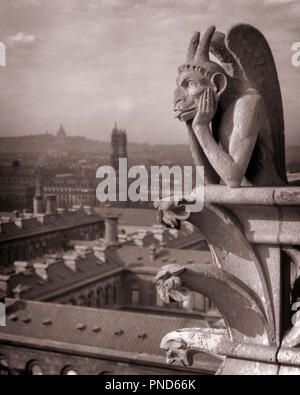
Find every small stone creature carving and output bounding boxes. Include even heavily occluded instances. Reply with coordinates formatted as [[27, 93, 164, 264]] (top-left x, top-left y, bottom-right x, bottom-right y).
[[164, 338, 195, 367], [153, 264, 190, 304], [174, 24, 288, 187], [154, 196, 193, 229]]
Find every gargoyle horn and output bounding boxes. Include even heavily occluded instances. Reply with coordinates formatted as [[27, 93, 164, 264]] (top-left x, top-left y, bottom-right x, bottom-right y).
[[195, 25, 216, 64], [186, 31, 200, 63]]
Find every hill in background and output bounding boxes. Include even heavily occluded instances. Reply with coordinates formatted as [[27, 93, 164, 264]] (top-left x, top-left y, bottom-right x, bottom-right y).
[[0, 134, 298, 171], [0, 134, 193, 167]]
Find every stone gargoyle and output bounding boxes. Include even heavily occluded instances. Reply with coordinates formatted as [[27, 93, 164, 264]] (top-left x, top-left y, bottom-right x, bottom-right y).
[[154, 23, 300, 375], [174, 23, 287, 188]]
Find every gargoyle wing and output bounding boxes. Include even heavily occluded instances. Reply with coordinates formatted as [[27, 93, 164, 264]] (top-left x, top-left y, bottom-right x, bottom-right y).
[[225, 23, 287, 184], [209, 30, 242, 80]]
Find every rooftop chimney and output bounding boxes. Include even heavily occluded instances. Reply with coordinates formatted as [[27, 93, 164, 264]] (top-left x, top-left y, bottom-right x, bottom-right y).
[[93, 245, 107, 263], [135, 228, 148, 247], [0, 275, 10, 297], [63, 253, 80, 271], [149, 244, 157, 263], [14, 261, 29, 274], [46, 195, 57, 215], [84, 206, 93, 216], [75, 245, 92, 258], [12, 210, 20, 218], [33, 262, 49, 281], [169, 228, 179, 239], [33, 196, 43, 215], [152, 224, 165, 243], [44, 254, 60, 265], [14, 217, 24, 229], [36, 214, 46, 225], [13, 284, 30, 299], [104, 215, 119, 246], [1, 216, 11, 223], [133, 233, 145, 247], [118, 232, 128, 244], [24, 212, 33, 219]]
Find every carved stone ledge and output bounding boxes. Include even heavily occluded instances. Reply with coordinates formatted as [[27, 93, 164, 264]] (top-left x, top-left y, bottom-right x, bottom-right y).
[[201, 185, 300, 207], [161, 327, 300, 375], [161, 328, 278, 365], [154, 263, 272, 345], [154, 185, 300, 374]]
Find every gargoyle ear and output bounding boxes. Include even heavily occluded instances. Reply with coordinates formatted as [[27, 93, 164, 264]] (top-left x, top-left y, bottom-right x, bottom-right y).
[[211, 72, 227, 98]]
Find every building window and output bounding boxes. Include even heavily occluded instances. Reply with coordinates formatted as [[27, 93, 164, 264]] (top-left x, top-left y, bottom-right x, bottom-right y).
[[61, 366, 78, 375], [104, 285, 111, 306], [96, 288, 103, 307], [113, 285, 117, 304], [26, 360, 44, 376], [0, 359, 10, 376], [87, 291, 94, 307], [132, 289, 140, 305]]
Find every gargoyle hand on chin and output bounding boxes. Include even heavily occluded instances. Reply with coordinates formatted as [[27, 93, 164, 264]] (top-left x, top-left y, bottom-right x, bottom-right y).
[[192, 87, 217, 130]]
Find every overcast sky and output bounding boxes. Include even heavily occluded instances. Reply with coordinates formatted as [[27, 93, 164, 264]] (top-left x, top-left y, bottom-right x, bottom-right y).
[[0, 0, 299, 145]]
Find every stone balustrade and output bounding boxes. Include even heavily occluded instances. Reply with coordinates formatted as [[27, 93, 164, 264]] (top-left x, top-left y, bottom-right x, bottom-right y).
[[154, 185, 300, 375]]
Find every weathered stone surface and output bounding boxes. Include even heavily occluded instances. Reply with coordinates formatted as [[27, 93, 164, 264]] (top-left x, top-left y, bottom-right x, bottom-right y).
[[155, 190, 300, 373], [155, 23, 300, 375], [174, 24, 287, 188]]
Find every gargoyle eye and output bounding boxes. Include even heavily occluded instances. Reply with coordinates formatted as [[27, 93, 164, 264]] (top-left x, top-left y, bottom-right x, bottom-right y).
[[187, 80, 196, 88]]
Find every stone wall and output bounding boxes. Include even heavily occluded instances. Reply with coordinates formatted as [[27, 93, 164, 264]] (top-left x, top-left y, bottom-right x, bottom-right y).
[[0, 344, 201, 376]]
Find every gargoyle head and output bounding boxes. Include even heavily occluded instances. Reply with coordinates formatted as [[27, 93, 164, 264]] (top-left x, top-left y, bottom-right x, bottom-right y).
[[154, 196, 192, 230], [153, 265, 189, 305], [164, 339, 195, 367], [174, 26, 227, 122]]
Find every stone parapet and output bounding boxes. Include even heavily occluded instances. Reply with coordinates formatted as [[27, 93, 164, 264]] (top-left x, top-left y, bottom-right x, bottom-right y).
[[154, 185, 300, 375]]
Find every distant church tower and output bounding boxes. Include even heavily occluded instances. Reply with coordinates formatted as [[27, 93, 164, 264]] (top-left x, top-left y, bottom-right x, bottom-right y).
[[33, 168, 44, 214], [111, 122, 127, 169], [56, 124, 67, 143]]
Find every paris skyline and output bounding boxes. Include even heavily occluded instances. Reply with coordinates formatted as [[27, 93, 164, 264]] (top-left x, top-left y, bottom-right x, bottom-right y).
[[0, 0, 299, 146]]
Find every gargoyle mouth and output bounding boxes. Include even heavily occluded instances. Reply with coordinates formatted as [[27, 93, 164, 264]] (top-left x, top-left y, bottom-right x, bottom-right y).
[[175, 107, 197, 122]]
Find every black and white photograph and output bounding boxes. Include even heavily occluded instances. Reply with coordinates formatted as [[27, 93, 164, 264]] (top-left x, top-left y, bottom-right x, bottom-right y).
[[0, 0, 300, 379]]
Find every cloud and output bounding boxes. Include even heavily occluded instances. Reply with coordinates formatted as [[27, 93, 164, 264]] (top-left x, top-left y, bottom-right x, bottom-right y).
[[0, 0, 299, 146], [6, 32, 36, 48], [264, 0, 297, 4], [87, 0, 122, 8], [7, 0, 41, 8], [115, 97, 136, 113]]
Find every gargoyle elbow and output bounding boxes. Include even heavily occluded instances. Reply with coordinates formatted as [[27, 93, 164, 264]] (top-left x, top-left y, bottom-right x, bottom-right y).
[[223, 168, 244, 188], [226, 179, 242, 188]]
